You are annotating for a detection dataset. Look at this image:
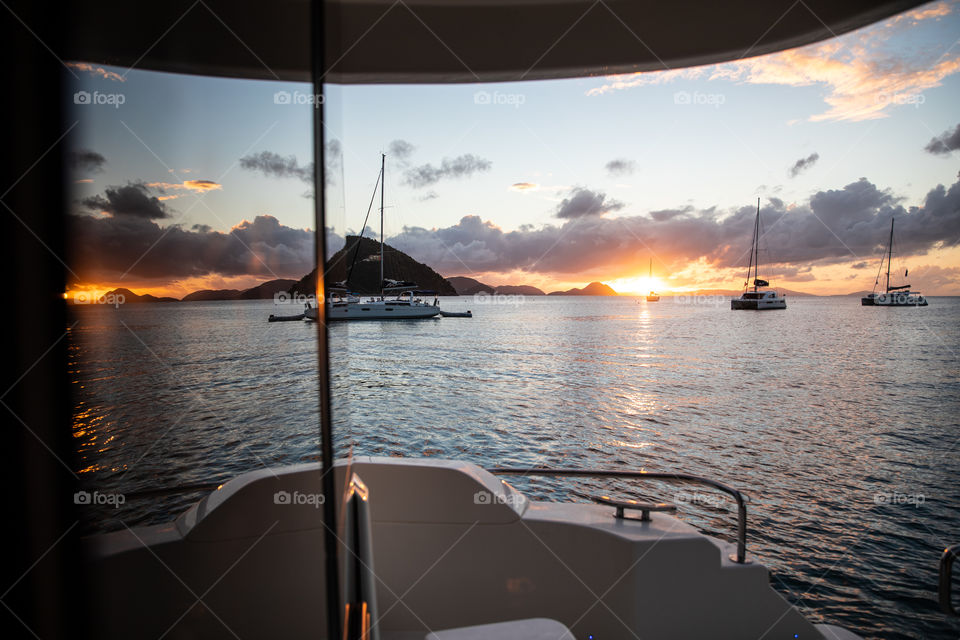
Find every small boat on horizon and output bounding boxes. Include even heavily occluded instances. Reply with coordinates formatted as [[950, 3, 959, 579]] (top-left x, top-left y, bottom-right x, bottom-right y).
[[731, 199, 786, 310], [861, 217, 927, 307], [645, 258, 660, 302]]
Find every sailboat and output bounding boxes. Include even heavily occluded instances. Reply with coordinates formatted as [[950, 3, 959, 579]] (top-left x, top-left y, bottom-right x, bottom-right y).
[[645, 258, 660, 302], [861, 218, 927, 307], [306, 154, 441, 321], [731, 199, 786, 310]]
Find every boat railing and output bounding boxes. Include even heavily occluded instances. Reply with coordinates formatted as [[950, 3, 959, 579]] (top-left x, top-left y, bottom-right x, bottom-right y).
[[940, 543, 960, 616], [486, 466, 750, 564], [117, 467, 750, 564]]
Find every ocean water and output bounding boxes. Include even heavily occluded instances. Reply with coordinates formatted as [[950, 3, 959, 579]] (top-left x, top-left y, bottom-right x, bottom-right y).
[[68, 296, 960, 639]]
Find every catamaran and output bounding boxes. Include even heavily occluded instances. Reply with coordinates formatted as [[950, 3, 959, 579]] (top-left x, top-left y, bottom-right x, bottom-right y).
[[731, 199, 786, 310], [22, 1, 932, 639], [306, 154, 441, 321], [861, 218, 927, 307], [645, 258, 660, 302]]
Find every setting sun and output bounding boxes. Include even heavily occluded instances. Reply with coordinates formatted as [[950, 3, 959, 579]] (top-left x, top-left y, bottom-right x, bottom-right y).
[[608, 276, 667, 295]]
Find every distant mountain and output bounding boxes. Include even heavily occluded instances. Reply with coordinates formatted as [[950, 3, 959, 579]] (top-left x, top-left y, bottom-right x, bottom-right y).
[[675, 287, 816, 297], [181, 279, 297, 302], [91, 287, 178, 303], [181, 288, 242, 302], [548, 282, 617, 296], [448, 276, 494, 295], [237, 279, 298, 300], [447, 276, 545, 296], [493, 284, 545, 296], [548, 282, 618, 296], [290, 235, 458, 295]]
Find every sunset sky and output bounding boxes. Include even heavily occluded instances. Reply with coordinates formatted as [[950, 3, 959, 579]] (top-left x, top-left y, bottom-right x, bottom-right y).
[[66, 0, 960, 298]]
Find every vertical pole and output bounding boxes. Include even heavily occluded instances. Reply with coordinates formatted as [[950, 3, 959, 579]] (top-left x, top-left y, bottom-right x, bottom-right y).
[[886, 218, 894, 293], [311, 2, 341, 637], [380, 153, 385, 297]]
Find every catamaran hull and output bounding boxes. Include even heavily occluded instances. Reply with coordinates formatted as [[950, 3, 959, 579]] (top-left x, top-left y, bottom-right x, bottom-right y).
[[328, 304, 440, 320], [861, 293, 927, 307], [730, 298, 786, 310]]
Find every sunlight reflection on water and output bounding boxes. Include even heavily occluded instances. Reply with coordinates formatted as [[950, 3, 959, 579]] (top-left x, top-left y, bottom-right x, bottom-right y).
[[69, 296, 960, 639]]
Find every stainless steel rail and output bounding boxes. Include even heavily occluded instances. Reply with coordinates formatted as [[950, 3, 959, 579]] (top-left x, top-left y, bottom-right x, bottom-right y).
[[486, 467, 750, 564], [940, 543, 960, 616]]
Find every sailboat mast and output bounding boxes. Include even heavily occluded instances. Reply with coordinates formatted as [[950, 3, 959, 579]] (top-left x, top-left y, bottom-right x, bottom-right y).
[[752, 199, 760, 290], [885, 217, 894, 293], [380, 152, 385, 296], [649, 258, 652, 279], [745, 205, 755, 289]]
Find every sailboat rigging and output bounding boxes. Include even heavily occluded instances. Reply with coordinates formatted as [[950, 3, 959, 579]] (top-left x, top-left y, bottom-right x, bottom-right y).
[[730, 198, 786, 310], [307, 154, 441, 320], [645, 258, 660, 302], [861, 218, 927, 307]]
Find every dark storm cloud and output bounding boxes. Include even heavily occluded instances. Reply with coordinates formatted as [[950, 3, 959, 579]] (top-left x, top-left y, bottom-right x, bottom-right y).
[[81, 182, 169, 219], [386, 176, 960, 276], [403, 154, 491, 188], [605, 158, 635, 176], [67, 149, 106, 173], [68, 211, 316, 283], [924, 124, 960, 155], [555, 188, 624, 219], [239, 151, 314, 183], [788, 152, 820, 178], [649, 207, 693, 222]]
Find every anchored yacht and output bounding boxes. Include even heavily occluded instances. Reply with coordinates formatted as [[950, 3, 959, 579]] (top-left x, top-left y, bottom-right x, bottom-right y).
[[731, 199, 786, 310], [645, 258, 660, 302], [305, 155, 441, 321], [861, 218, 928, 307]]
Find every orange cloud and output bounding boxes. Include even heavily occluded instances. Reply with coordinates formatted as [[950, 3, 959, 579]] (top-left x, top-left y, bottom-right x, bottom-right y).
[[67, 62, 125, 82], [144, 179, 222, 200], [888, 2, 953, 24], [183, 179, 221, 191], [510, 182, 539, 191], [587, 0, 960, 122]]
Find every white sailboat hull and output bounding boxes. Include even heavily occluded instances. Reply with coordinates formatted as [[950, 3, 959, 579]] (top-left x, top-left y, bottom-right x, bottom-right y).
[[327, 299, 440, 320], [861, 292, 927, 307]]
